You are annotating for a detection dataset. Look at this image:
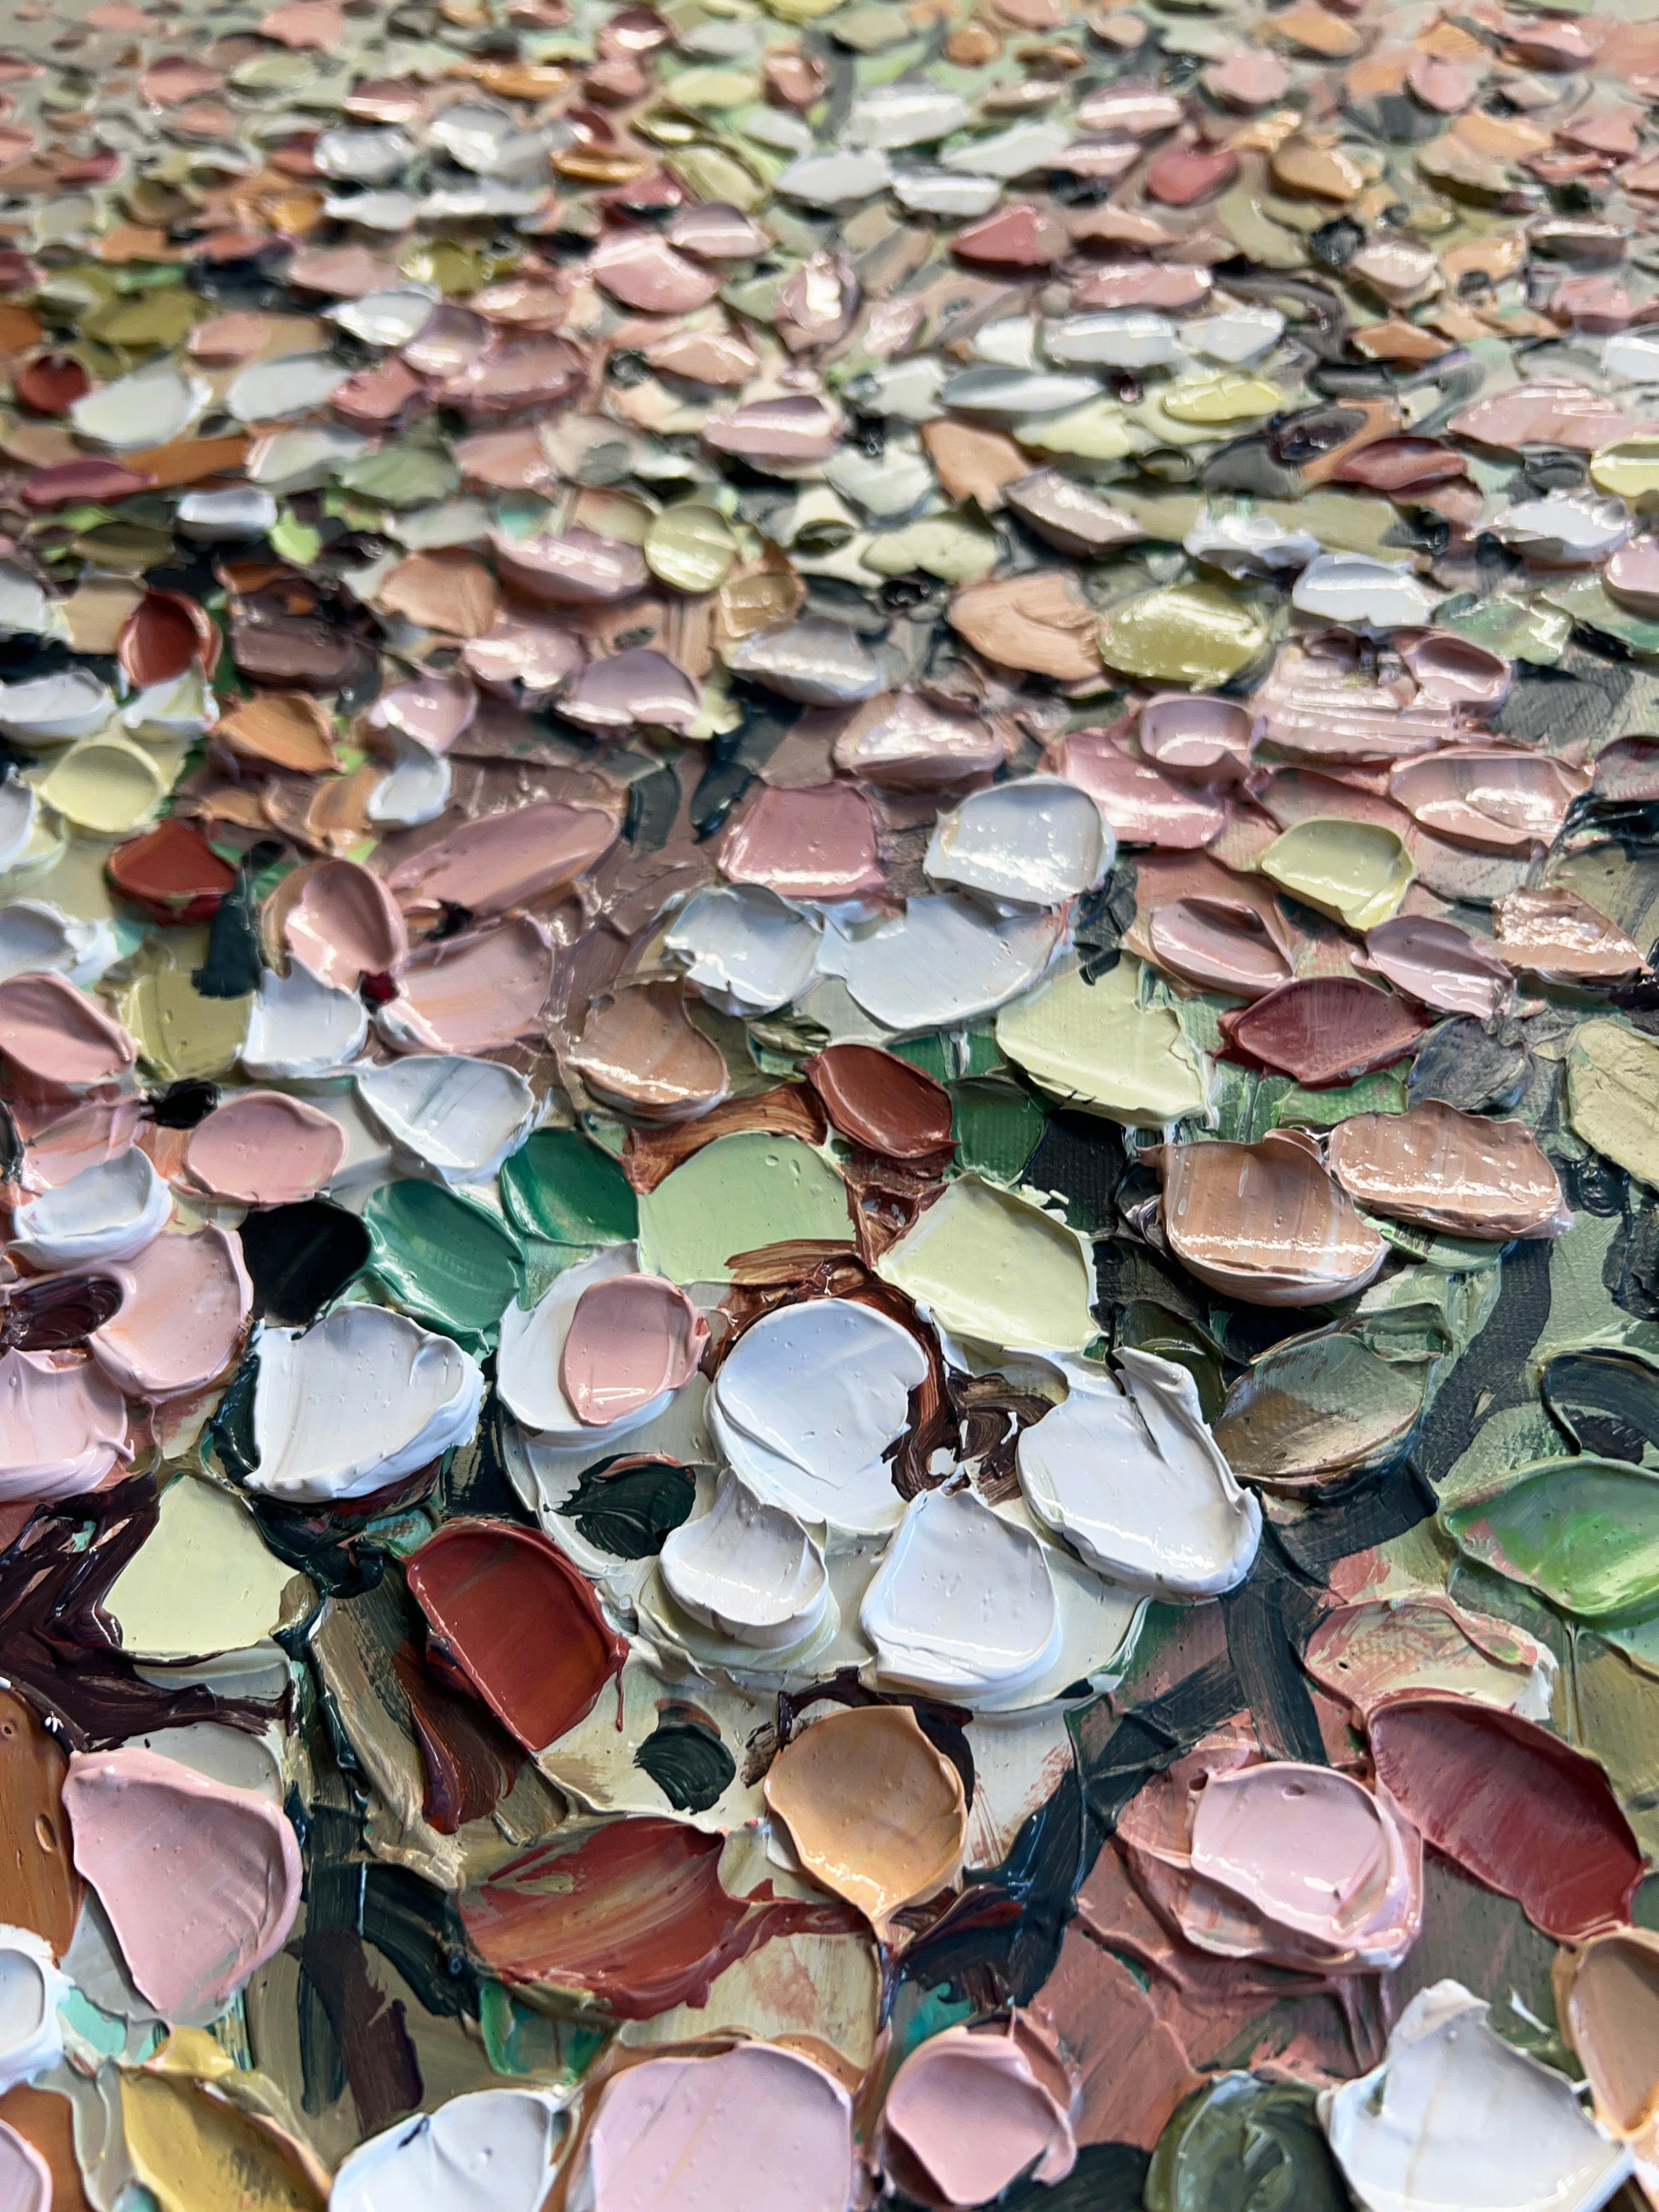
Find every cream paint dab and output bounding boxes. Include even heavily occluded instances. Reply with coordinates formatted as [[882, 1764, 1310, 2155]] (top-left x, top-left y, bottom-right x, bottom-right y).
[[1568, 1021, 1659, 1187], [877, 1175, 1096, 1354], [1321, 1982, 1630, 2212], [1304, 1595, 1555, 1724], [103, 1476, 293, 1659], [1019, 1350, 1261, 1599], [858, 1487, 1063, 1699], [62, 1747, 302, 2021], [658, 1471, 829, 1650], [996, 961, 1211, 1126], [37, 736, 169, 836], [709, 1297, 927, 1534], [1257, 817, 1414, 933], [249, 1305, 483, 1502]]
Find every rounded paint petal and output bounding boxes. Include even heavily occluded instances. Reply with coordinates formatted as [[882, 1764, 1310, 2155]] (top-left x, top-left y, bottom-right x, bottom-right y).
[[62, 1746, 302, 2020]]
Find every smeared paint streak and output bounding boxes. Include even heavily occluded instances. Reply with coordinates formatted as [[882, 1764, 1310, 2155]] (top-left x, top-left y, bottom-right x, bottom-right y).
[[119, 2041, 327, 2212], [0, 1478, 280, 1747], [0, 1691, 78, 1955], [1026, 1926, 1199, 2152], [459, 1816, 854, 2016], [1146, 2076, 1350, 2212], [1304, 1595, 1554, 1721]]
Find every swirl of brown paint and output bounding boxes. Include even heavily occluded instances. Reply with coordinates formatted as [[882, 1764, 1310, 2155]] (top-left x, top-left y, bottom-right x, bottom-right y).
[[458, 1815, 856, 2016], [804, 1045, 954, 1161], [622, 1084, 829, 1194], [406, 1519, 628, 1753]]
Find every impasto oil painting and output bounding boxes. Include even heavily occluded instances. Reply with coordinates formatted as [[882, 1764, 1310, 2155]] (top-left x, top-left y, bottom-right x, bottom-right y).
[[3, 0, 1659, 2203]]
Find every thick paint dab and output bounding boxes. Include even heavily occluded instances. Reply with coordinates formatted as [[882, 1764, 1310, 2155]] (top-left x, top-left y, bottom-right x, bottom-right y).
[[1367, 1695, 1645, 1943], [236, 1199, 371, 1326], [407, 1521, 628, 1753], [62, 1748, 303, 2019], [764, 1707, 968, 1939]]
